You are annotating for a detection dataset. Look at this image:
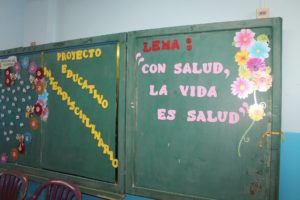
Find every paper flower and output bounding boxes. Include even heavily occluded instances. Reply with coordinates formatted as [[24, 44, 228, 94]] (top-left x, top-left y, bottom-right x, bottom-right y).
[[21, 56, 30, 69], [38, 90, 48, 102], [257, 34, 270, 43], [248, 103, 265, 121], [234, 29, 255, 49], [5, 68, 11, 77], [41, 107, 49, 122], [238, 65, 252, 79], [17, 143, 26, 154], [248, 41, 270, 59], [24, 132, 32, 144], [34, 103, 43, 115], [231, 77, 254, 99], [1, 153, 8, 164], [235, 50, 249, 66], [36, 67, 44, 80], [36, 81, 44, 94], [14, 61, 21, 74], [252, 71, 273, 92], [29, 117, 39, 130], [29, 61, 37, 74], [246, 58, 266, 74], [10, 148, 19, 161], [5, 77, 12, 87]]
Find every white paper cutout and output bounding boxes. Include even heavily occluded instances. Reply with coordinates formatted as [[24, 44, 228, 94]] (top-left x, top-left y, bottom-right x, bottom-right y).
[[7, 110, 12, 114], [14, 97, 18, 101], [1, 95, 4, 99], [1, 89, 4, 93], [28, 96, 32, 100], [22, 88, 26, 93], [10, 122, 14, 126], [2, 105, 6, 110], [0, 83, 2, 87], [0, 113, 4, 118], [9, 130, 13, 134], [16, 115, 20, 120], [17, 108, 21, 112], [6, 137, 10, 141], [3, 131, 7, 136], [22, 98, 25, 102], [26, 85, 30, 90], [11, 102, 15, 107], [19, 123, 24, 127], [20, 80, 24, 85], [6, 97, 9, 102], [17, 86, 20, 91], [6, 87, 10, 91]]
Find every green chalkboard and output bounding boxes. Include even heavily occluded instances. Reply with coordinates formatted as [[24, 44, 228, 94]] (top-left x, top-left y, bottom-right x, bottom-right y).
[[126, 18, 282, 200], [0, 34, 126, 198], [0, 52, 43, 168], [42, 42, 119, 182]]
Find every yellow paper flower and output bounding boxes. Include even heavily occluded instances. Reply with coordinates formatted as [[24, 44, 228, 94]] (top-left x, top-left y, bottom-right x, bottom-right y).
[[235, 50, 249, 66], [238, 65, 252, 79], [248, 104, 265, 121]]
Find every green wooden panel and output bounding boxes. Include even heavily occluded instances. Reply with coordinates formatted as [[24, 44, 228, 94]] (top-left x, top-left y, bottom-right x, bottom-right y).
[[41, 42, 118, 182], [0, 33, 127, 197], [0, 52, 43, 168], [126, 18, 282, 200]]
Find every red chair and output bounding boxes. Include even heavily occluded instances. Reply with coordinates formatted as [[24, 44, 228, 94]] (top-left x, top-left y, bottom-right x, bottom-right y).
[[29, 180, 82, 200], [0, 170, 28, 200]]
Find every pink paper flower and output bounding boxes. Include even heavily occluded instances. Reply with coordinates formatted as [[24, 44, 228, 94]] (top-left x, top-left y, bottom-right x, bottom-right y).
[[231, 77, 254, 99], [14, 61, 21, 74], [41, 107, 49, 122], [234, 29, 255, 49], [246, 58, 266, 74], [1, 153, 8, 164], [252, 71, 273, 92], [29, 61, 37, 74]]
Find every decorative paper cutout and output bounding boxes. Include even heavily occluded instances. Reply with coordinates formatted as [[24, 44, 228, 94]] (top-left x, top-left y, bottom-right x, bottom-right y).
[[10, 148, 19, 161], [29, 117, 39, 130], [29, 61, 37, 74], [0, 153, 8, 164], [14, 61, 21, 74], [34, 103, 43, 115], [24, 132, 32, 144], [0, 56, 17, 70], [16, 134, 26, 154], [36, 81, 44, 94], [232, 29, 272, 157], [35, 67, 44, 80], [61, 64, 109, 109], [20, 56, 29, 69]]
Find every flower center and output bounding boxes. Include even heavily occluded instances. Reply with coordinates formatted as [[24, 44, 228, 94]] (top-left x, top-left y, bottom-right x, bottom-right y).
[[256, 49, 261, 54], [239, 85, 246, 91], [253, 64, 259, 71], [243, 37, 248, 42]]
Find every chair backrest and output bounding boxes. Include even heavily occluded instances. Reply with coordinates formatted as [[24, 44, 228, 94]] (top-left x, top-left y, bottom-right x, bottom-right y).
[[0, 170, 28, 200], [29, 180, 82, 200]]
